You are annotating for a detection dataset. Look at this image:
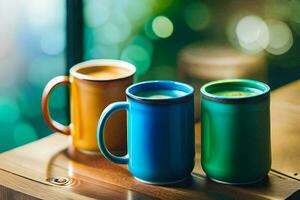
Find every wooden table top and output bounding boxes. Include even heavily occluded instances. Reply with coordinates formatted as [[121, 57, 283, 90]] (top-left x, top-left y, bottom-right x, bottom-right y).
[[1, 80, 300, 200]]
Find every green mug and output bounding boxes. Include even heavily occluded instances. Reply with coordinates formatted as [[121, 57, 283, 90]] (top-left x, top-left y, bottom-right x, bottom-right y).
[[200, 79, 271, 185]]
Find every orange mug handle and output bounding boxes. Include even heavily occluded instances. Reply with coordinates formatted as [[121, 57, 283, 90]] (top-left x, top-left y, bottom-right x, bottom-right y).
[[41, 76, 70, 135]]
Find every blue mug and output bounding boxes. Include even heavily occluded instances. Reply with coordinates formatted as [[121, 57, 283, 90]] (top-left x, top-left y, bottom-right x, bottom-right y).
[[97, 80, 195, 185]]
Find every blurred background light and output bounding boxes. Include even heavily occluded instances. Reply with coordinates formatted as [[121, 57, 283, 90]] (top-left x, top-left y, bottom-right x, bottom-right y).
[[25, 0, 64, 34], [144, 17, 158, 40], [265, 20, 293, 55], [226, 16, 240, 49], [94, 21, 131, 45], [0, 126, 16, 152], [143, 65, 177, 80], [236, 15, 269, 53], [102, 23, 123, 44], [152, 16, 174, 39], [49, 87, 67, 110], [0, 1, 18, 59], [0, 60, 20, 90], [119, 0, 151, 25], [0, 97, 20, 123], [111, 12, 132, 42], [130, 35, 153, 55], [184, 2, 211, 31], [151, 0, 174, 11], [18, 91, 42, 119], [27, 55, 65, 88], [263, 0, 290, 21], [0, 0, 66, 152], [1, 0, 300, 154], [40, 29, 65, 55], [89, 44, 120, 59], [13, 122, 38, 146], [290, 0, 300, 36], [84, 0, 110, 28], [291, 0, 300, 24], [121, 44, 151, 76]]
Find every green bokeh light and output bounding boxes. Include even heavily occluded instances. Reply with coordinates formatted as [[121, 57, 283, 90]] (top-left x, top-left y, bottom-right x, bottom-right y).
[[0, 126, 16, 152], [119, 0, 151, 25], [291, 0, 300, 23], [263, 0, 290, 20], [121, 44, 151, 76], [290, 0, 300, 36], [27, 55, 65, 88], [184, 2, 211, 31], [130, 35, 153, 55], [13, 122, 38, 146], [94, 21, 131, 45], [0, 97, 20, 123], [111, 11, 132, 37], [84, 0, 110, 28], [150, 0, 174, 12], [0, 0, 66, 153], [152, 16, 174, 38], [144, 17, 159, 40], [155, 66, 177, 80], [89, 44, 120, 59], [49, 86, 67, 110], [102, 23, 122, 44], [141, 65, 177, 81], [18, 90, 41, 118]]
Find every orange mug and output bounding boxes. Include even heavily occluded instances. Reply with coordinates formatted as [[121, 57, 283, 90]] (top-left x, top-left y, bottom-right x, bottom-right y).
[[41, 59, 136, 154]]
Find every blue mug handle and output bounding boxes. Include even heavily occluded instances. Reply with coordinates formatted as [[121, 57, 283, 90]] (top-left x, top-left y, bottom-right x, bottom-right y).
[[97, 102, 129, 164]]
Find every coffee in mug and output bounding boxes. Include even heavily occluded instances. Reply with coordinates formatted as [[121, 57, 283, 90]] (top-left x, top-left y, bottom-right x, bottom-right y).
[[134, 89, 188, 99], [42, 59, 136, 154], [211, 87, 262, 97], [201, 79, 271, 185], [97, 80, 195, 184]]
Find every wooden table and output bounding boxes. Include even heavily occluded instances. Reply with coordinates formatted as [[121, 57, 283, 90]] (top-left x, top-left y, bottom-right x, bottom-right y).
[[1, 81, 300, 200]]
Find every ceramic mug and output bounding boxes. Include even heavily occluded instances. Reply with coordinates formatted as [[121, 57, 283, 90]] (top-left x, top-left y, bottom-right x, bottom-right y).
[[201, 79, 271, 185], [42, 59, 136, 154], [97, 80, 195, 184]]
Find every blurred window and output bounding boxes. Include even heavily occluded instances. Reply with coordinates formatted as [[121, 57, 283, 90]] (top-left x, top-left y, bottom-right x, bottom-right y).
[[1, 0, 300, 152], [0, 0, 66, 152]]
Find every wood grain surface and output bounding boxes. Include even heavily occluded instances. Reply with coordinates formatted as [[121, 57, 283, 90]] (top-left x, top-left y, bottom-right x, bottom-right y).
[[270, 80, 300, 180], [1, 80, 300, 200]]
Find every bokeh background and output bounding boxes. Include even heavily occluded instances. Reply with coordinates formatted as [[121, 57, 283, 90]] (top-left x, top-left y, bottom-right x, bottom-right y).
[[1, 0, 300, 152]]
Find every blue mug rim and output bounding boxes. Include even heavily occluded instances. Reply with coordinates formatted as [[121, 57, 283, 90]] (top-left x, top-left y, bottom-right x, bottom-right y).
[[126, 80, 194, 104], [201, 79, 270, 103]]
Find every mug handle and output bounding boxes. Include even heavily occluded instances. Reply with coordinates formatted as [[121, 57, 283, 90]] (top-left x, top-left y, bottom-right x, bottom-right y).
[[97, 102, 129, 164], [41, 76, 71, 135]]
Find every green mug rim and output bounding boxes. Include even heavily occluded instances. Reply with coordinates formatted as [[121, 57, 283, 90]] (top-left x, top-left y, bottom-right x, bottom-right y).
[[200, 79, 270, 103]]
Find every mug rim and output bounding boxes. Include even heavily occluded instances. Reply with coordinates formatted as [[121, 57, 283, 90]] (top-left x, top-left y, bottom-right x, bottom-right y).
[[70, 59, 136, 81], [201, 79, 270, 103], [126, 80, 194, 104]]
